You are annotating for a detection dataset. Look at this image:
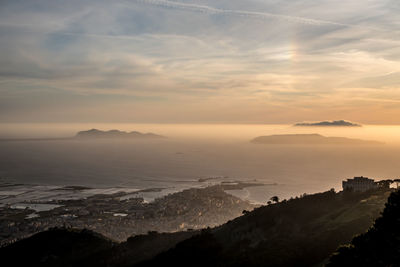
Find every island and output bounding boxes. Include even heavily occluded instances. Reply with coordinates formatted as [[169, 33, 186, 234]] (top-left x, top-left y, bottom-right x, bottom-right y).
[[0, 129, 165, 142], [251, 134, 382, 145], [75, 129, 165, 139], [294, 120, 361, 127]]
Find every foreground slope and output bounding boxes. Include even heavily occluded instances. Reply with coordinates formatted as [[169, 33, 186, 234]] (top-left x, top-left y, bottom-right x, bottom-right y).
[[327, 189, 400, 266], [0, 188, 391, 267], [139, 189, 390, 267], [0, 228, 114, 267], [0, 228, 198, 267]]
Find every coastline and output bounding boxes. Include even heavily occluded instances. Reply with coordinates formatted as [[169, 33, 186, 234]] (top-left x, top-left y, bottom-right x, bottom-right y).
[[0, 183, 257, 246]]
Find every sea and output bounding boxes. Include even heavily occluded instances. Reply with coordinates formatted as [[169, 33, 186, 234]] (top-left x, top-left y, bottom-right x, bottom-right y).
[[1, 123, 400, 205]]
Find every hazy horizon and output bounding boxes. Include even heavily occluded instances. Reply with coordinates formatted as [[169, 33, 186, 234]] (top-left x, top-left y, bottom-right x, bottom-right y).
[[3, 122, 400, 144], [1, 123, 400, 205]]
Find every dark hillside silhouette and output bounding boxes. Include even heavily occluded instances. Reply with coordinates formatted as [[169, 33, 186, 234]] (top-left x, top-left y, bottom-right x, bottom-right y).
[[0, 188, 391, 267], [0, 228, 114, 267], [327, 189, 400, 266], [138, 189, 390, 267]]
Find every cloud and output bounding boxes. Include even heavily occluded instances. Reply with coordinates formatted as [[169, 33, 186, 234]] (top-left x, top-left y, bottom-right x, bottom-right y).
[[0, 0, 400, 123], [346, 72, 400, 89], [130, 0, 348, 27]]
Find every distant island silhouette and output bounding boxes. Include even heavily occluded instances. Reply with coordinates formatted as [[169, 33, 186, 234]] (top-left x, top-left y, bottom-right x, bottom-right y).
[[294, 120, 361, 127], [251, 134, 381, 145], [0, 129, 165, 142], [75, 129, 165, 139]]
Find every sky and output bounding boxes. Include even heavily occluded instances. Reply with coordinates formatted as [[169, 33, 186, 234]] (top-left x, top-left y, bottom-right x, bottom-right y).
[[0, 0, 400, 124]]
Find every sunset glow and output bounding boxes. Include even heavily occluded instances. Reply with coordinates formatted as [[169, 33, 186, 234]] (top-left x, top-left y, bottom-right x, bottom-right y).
[[1, 0, 399, 124]]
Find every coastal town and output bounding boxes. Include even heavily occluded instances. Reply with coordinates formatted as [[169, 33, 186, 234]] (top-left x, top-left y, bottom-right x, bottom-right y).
[[0, 185, 254, 246], [1, 176, 398, 247]]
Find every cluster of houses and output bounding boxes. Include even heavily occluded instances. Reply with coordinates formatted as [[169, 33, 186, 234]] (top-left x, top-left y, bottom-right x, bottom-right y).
[[342, 176, 399, 192]]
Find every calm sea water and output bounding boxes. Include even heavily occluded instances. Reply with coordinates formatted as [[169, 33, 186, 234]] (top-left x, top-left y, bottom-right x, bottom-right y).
[[1, 123, 400, 203]]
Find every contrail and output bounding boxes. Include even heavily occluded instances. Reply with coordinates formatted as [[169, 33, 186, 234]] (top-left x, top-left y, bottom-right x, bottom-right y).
[[130, 0, 349, 27], [0, 0, 393, 41]]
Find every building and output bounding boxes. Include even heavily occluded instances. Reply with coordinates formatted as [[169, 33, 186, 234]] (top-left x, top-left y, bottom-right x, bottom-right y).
[[342, 176, 377, 192]]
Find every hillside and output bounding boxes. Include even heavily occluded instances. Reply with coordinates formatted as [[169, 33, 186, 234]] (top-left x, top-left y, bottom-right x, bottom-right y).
[[0, 188, 392, 267], [327, 189, 400, 266], [138, 189, 391, 267], [0, 228, 115, 267], [0, 228, 198, 267]]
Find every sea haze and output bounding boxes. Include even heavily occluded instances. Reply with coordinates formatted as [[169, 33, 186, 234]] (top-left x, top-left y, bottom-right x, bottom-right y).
[[1, 124, 400, 203]]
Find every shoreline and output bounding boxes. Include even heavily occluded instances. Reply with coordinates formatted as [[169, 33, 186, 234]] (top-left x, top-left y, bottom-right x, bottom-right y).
[[0, 184, 256, 245]]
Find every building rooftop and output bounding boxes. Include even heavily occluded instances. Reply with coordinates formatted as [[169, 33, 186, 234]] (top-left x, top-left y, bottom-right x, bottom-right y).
[[344, 176, 375, 182]]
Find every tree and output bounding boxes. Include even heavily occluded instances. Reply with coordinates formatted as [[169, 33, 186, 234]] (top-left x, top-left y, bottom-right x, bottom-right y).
[[270, 196, 279, 203], [376, 179, 392, 189], [394, 179, 400, 188]]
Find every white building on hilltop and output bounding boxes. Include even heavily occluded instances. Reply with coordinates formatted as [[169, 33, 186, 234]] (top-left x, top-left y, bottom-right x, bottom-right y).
[[342, 176, 377, 192]]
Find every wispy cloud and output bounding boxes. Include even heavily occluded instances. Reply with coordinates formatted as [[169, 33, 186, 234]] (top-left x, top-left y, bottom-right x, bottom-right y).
[[0, 0, 399, 123], [131, 0, 348, 27]]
